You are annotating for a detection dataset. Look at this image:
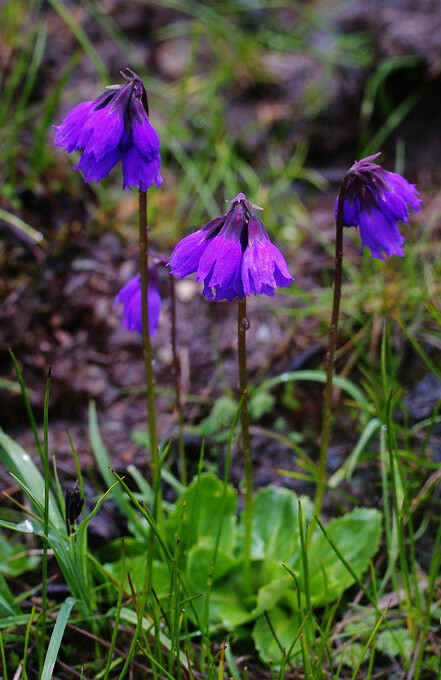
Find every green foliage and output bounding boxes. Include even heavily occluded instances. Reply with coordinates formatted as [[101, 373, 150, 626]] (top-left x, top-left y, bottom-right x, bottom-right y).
[[0, 427, 116, 618], [0, 532, 40, 577], [106, 474, 381, 663], [40, 597, 75, 680]]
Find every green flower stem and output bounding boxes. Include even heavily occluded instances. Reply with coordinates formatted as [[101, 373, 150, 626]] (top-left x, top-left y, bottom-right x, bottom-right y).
[[139, 189, 159, 493], [238, 297, 252, 590], [313, 173, 350, 521], [169, 273, 187, 485]]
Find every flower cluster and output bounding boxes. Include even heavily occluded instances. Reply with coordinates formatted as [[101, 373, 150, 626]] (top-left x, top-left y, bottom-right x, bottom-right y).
[[168, 193, 293, 301], [54, 72, 421, 328], [339, 153, 420, 260], [113, 271, 161, 335], [54, 69, 162, 190]]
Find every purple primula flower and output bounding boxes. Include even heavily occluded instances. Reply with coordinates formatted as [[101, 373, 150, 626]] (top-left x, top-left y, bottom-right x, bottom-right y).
[[338, 153, 420, 260], [54, 69, 162, 190], [168, 193, 293, 301], [113, 270, 161, 335]]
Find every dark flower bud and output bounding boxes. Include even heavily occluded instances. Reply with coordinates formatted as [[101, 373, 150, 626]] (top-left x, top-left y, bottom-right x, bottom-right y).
[[65, 480, 84, 536]]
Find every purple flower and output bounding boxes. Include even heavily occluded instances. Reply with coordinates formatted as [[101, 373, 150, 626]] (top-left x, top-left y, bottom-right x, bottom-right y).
[[54, 69, 162, 190], [168, 193, 293, 301], [113, 271, 161, 335], [339, 153, 420, 259]]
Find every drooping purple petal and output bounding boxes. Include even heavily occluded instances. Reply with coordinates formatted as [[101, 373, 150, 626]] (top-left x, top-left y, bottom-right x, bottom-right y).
[[338, 155, 420, 259], [53, 73, 162, 189], [168, 192, 293, 301], [358, 207, 405, 259], [169, 231, 212, 278], [77, 105, 125, 161], [242, 237, 293, 295], [122, 144, 163, 191], [74, 148, 121, 183], [53, 101, 96, 152], [113, 272, 161, 335], [132, 107, 161, 161], [196, 234, 243, 289], [385, 172, 421, 213]]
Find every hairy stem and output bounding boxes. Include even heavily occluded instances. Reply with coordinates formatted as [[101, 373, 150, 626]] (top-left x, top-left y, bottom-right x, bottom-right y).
[[313, 174, 350, 520], [139, 189, 159, 491], [238, 297, 252, 589], [169, 273, 187, 485]]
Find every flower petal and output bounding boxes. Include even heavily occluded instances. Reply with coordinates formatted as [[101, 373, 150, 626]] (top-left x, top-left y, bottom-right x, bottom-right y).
[[242, 236, 293, 296], [385, 171, 421, 213], [78, 105, 125, 160], [53, 101, 95, 152], [169, 230, 212, 278], [196, 234, 242, 287], [131, 105, 161, 161], [113, 273, 161, 335], [122, 145, 163, 190], [74, 149, 121, 183], [195, 234, 244, 301], [358, 206, 405, 259], [338, 157, 420, 259]]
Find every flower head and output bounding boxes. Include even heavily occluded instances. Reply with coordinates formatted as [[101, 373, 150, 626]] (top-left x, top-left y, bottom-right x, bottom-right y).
[[114, 270, 161, 335], [54, 69, 162, 190], [168, 193, 293, 301], [338, 153, 420, 259]]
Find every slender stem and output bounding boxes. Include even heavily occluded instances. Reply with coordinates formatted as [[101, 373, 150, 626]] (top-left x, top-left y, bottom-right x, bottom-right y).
[[39, 367, 51, 673], [313, 174, 350, 520], [139, 190, 159, 489], [169, 273, 187, 485], [237, 297, 252, 590]]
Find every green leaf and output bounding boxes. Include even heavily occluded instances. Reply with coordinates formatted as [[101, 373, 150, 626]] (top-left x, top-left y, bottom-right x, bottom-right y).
[[187, 544, 238, 591], [41, 597, 75, 680], [186, 545, 241, 625], [0, 533, 39, 577], [166, 473, 237, 556], [192, 563, 292, 630], [250, 487, 312, 563], [0, 571, 19, 616], [105, 556, 171, 598], [199, 564, 259, 628], [299, 508, 382, 605], [376, 627, 413, 657], [249, 391, 275, 420], [0, 429, 64, 531], [252, 591, 304, 663], [197, 396, 238, 437], [336, 642, 367, 668]]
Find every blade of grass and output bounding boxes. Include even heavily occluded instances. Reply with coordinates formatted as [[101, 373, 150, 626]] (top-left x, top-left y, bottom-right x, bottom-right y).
[[0, 630, 7, 680], [0, 209, 45, 245], [22, 605, 36, 678], [46, 0, 108, 80], [385, 392, 413, 622], [394, 313, 441, 383], [349, 606, 389, 680], [89, 401, 148, 538], [8, 349, 44, 465], [41, 597, 76, 680], [39, 368, 51, 671], [253, 369, 372, 414]]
